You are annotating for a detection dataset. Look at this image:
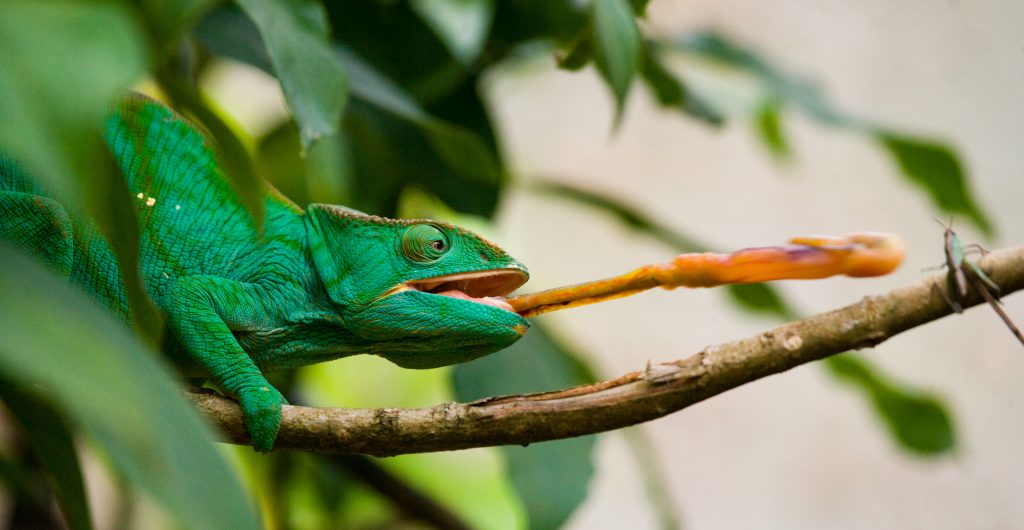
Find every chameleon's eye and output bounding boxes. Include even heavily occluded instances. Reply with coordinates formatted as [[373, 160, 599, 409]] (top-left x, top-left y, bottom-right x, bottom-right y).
[[402, 224, 449, 263]]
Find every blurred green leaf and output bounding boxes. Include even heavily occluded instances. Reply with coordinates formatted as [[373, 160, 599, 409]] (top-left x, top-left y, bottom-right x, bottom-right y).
[[640, 45, 724, 126], [411, 0, 494, 65], [756, 100, 790, 159], [489, 0, 586, 54], [878, 133, 993, 236], [826, 354, 956, 456], [0, 0, 162, 343], [591, 0, 642, 114], [629, 0, 652, 16], [532, 180, 703, 250], [679, 31, 845, 126], [0, 386, 92, 530], [0, 246, 260, 529], [137, 0, 221, 58], [453, 326, 597, 530], [724, 283, 796, 319], [235, 0, 349, 148], [557, 31, 593, 71], [0, 1, 143, 192]]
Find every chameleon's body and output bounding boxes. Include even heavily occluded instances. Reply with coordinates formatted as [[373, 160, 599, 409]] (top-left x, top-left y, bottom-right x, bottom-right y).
[[0, 97, 529, 452]]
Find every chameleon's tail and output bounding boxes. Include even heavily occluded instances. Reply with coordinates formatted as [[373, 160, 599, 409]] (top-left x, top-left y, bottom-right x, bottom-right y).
[[505, 232, 905, 318]]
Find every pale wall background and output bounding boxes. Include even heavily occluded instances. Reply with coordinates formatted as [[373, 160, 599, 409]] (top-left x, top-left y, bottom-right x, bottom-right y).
[[484, 1, 1024, 528]]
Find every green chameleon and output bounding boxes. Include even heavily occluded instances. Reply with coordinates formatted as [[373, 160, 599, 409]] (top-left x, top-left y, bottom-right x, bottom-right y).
[[0, 96, 529, 452]]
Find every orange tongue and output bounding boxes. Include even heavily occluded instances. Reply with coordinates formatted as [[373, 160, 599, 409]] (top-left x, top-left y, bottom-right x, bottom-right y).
[[504, 232, 905, 318], [438, 290, 516, 313]]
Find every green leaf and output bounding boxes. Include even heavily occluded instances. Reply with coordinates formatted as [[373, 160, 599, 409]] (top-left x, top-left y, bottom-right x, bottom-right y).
[[826, 354, 956, 456], [756, 100, 790, 159], [453, 326, 597, 530], [0, 386, 92, 530], [410, 0, 495, 65], [629, 0, 652, 16], [0, 0, 162, 343], [591, 0, 642, 113], [878, 133, 993, 236], [640, 45, 724, 126], [0, 246, 260, 529], [234, 0, 348, 148], [724, 283, 796, 319], [557, 31, 593, 71], [137, 0, 222, 57]]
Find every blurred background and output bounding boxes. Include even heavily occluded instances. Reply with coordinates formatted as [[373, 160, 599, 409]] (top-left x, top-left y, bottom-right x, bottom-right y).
[[2, 0, 1022, 529]]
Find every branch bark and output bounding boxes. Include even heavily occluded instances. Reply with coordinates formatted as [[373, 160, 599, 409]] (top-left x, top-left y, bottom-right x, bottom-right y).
[[188, 246, 1024, 456]]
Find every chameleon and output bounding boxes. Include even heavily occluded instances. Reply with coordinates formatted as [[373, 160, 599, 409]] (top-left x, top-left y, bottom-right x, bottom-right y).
[[0, 96, 530, 452], [1, 96, 905, 452]]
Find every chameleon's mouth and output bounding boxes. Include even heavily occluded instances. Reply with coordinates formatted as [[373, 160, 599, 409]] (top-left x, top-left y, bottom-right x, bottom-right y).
[[394, 268, 528, 313]]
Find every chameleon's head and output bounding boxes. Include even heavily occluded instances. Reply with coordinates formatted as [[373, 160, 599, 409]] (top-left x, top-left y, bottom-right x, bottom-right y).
[[306, 205, 529, 368]]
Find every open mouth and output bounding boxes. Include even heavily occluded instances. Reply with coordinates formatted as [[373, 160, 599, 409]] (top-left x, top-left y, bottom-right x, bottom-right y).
[[392, 268, 528, 313]]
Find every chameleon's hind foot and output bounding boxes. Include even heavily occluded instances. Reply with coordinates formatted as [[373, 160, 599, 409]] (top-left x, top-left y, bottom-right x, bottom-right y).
[[238, 385, 288, 453]]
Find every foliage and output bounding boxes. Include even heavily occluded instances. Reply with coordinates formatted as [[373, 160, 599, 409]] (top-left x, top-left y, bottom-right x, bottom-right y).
[[0, 0, 990, 528]]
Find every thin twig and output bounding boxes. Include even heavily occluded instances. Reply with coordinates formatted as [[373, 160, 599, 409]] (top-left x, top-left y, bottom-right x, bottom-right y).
[[187, 246, 1024, 457]]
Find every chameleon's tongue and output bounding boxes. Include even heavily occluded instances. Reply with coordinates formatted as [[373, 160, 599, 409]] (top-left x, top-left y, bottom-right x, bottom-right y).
[[437, 290, 516, 312], [503, 232, 904, 319]]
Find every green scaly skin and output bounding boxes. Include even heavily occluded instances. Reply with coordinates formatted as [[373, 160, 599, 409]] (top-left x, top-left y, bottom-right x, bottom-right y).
[[0, 96, 530, 452]]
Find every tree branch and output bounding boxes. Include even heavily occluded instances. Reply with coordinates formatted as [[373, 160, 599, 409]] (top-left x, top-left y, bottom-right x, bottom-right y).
[[187, 246, 1024, 456]]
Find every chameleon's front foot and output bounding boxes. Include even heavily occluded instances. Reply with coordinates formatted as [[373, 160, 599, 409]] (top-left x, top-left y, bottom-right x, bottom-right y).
[[237, 385, 288, 453]]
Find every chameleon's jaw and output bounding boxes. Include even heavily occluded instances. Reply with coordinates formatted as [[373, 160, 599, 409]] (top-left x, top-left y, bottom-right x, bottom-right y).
[[389, 268, 528, 313]]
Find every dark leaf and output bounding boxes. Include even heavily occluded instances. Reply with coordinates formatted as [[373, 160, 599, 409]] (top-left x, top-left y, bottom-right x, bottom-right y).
[[629, 0, 652, 16], [137, 0, 222, 58], [409, 0, 495, 65], [879, 133, 993, 236], [489, 0, 586, 53], [323, 0, 455, 89], [0, 386, 92, 530], [640, 45, 724, 126], [234, 0, 348, 148], [557, 31, 593, 71], [453, 326, 597, 530], [826, 354, 956, 456], [0, 246, 260, 529], [591, 0, 642, 114]]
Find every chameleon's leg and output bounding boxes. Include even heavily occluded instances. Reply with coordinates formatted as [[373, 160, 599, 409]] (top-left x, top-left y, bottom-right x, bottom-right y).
[[164, 276, 286, 452], [0, 191, 74, 277]]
